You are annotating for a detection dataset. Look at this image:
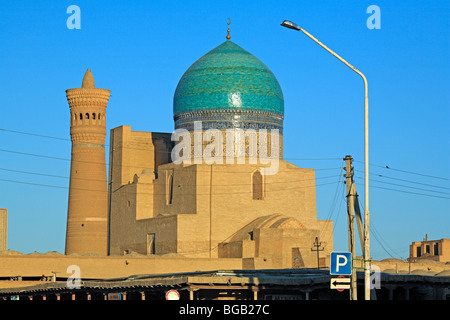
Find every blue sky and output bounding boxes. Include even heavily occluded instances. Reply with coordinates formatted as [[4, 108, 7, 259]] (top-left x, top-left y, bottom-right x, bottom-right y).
[[0, 0, 448, 261]]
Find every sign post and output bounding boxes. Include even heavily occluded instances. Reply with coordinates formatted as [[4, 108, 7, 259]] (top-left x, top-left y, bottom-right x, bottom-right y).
[[330, 276, 351, 291], [165, 289, 180, 300], [330, 252, 352, 275], [330, 252, 352, 291]]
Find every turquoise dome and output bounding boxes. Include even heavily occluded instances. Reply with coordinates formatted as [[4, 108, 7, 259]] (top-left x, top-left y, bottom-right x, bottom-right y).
[[173, 40, 284, 132]]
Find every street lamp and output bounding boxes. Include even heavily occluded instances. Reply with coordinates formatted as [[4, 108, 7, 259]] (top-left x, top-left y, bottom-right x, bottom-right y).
[[281, 19, 370, 300]]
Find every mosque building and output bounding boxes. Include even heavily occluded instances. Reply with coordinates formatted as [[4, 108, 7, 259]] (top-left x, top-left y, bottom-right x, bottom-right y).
[[2, 28, 450, 302], [64, 29, 334, 269]]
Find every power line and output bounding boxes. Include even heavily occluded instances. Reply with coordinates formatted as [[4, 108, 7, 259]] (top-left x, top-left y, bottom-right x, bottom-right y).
[[2, 127, 344, 160], [318, 167, 345, 245], [354, 176, 450, 196], [0, 147, 342, 174], [0, 177, 339, 195], [0, 168, 68, 179], [0, 128, 70, 141], [354, 160, 450, 181], [318, 163, 343, 225], [0, 166, 342, 187], [355, 169, 450, 190], [353, 175, 450, 199], [356, 197, 403, 260], [0, 178, 68, 190], [4, 128, 449, 194], [0, 167, 108, 183], [0, 148, 70, 162], [3, 128, 449, 186], [370, 185, 450, 200], [371, 224, 401, 259]]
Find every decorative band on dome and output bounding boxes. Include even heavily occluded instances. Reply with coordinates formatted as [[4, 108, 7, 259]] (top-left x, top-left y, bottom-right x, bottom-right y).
[[174, 109, 283, 133]]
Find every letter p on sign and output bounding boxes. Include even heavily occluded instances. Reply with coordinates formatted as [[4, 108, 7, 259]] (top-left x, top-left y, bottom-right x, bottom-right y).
[[330, 252, 352, 275]]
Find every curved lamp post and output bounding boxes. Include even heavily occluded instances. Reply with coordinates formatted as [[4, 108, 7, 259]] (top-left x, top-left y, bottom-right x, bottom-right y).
[[281, 20, 370, 300]]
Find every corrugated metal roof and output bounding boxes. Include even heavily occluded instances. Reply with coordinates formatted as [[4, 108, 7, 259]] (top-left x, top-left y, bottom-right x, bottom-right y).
[[0, 268, 448, 295]]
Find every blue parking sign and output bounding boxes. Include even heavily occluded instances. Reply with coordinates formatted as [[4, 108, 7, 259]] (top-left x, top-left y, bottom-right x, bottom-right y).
[[330, 252, 352, 275]]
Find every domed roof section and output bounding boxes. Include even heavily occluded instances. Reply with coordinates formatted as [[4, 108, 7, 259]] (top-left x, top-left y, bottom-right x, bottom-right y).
[[173, 40, 284, 122], [228, 214, 305, 243]]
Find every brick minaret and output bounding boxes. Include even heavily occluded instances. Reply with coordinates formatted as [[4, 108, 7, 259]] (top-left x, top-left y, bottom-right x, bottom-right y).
[[65, 69, 110, 255]]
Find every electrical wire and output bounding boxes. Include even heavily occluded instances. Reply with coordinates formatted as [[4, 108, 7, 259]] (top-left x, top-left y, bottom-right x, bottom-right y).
[[1, 127, 344, 159], [354, 175, 450, 196], [370, 185, 450, 200], [0, 166, 342, 187], [0, 147, 343, 174], [0, 128, 70, 141], [355, 169, 450, 190], [318, 161, 345, 243], [356, 197, 403, 260], [354, 176, 450, 199], [0, 177, 339, 195], [354, 160, 450, 181]]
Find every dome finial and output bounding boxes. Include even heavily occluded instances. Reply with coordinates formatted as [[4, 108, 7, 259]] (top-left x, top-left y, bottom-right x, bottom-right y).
[[82, 69, 95, 89], [226, 18, 231, 40]]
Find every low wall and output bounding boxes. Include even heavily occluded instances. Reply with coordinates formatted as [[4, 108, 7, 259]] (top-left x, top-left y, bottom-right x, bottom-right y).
[[0, 252, 448, 290], [0, 252, 244, 285]]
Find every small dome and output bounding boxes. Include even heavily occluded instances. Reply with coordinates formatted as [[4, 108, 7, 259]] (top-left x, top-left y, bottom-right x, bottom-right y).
[[258, 214, 305, 229], [173, 40, 284, 132], [228, 214, 304, 242]]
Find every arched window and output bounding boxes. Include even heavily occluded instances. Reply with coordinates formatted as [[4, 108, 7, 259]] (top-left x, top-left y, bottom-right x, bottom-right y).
[[166, 170, 174, 205], [79, 113, 83, 120], [92, 113, 96, 120], [85, 113, 90, 120], [98, 113, 102, 120], [252, 170, 263, 200]]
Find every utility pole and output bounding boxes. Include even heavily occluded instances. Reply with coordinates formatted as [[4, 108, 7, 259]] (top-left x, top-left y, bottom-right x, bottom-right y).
[[353, 190, 365, 254], [344, 155, 357, 300], [311, 237, 324, 270]]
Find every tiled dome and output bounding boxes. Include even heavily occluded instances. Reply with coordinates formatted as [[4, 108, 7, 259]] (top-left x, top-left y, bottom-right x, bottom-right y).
[[173, 40, 284, 132]]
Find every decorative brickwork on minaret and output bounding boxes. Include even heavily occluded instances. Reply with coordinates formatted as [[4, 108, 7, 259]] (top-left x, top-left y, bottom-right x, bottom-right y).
[[65, 69, 110, 255]]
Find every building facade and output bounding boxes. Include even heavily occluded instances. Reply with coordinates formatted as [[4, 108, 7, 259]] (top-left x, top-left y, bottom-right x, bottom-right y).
[[409, 236, 450, 263], [106, 38, 333, 269], [63, 35, 334, 269]]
